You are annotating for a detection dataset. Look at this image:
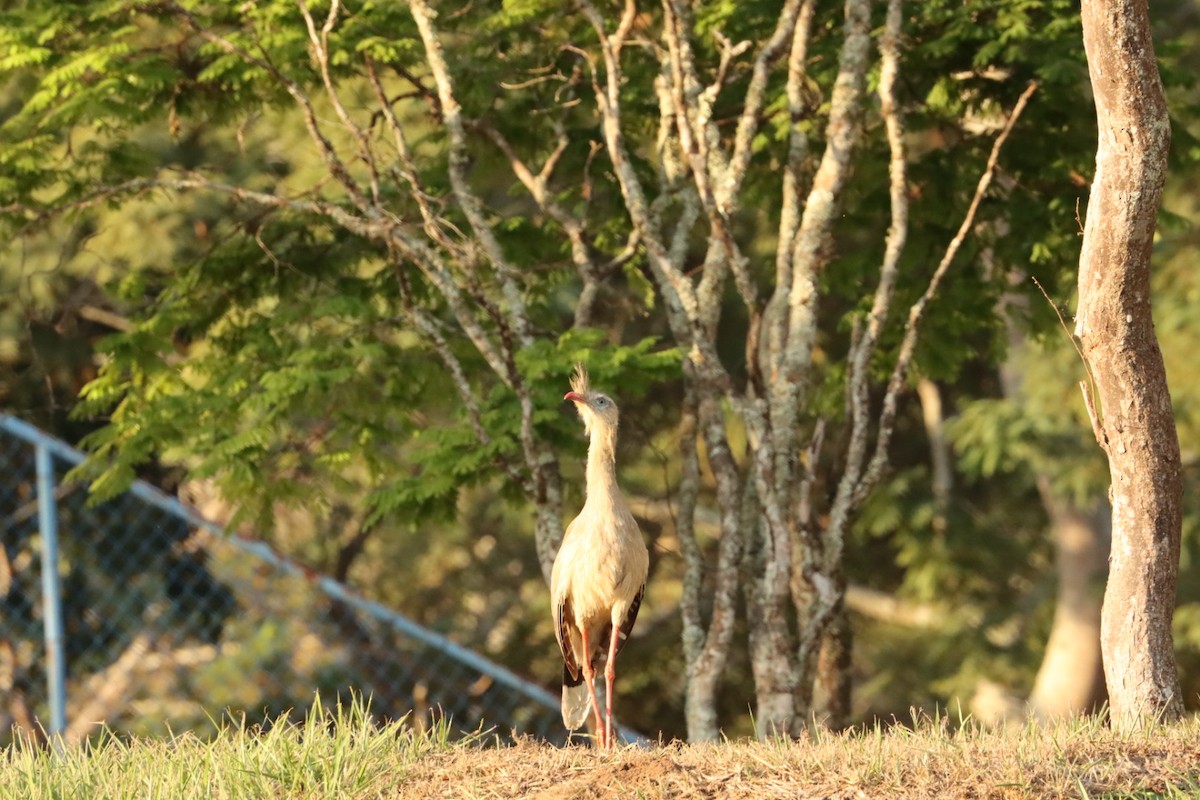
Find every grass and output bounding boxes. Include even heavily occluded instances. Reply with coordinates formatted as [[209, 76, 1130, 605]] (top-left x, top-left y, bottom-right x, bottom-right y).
[[3, 701, 1200, 799]]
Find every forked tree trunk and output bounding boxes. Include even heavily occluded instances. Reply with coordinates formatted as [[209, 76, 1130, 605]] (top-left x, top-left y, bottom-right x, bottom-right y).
[[1075, 0, 1184, 732]]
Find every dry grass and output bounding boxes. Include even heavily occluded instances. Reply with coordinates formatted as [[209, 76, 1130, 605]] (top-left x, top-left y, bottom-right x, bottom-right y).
[[411, 717, 1200, 800], [3, 703, 1199, 799]]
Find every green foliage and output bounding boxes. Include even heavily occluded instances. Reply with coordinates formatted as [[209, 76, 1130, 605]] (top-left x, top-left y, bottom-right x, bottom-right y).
[[365, 330, 678, 526], [949, 394, 1106, 508]]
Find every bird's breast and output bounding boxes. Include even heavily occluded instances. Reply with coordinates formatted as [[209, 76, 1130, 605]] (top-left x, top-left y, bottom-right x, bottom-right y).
[[555, 520, 648, 628]]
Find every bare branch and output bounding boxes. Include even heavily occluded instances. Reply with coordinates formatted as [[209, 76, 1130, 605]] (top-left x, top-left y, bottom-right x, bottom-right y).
[[396, 270, 532, 492], [476, 122, 617, 329], [791, 417, 824, 616], [577, 0, 699, 340], [1080, 379, 1110, 454], [769, 0, 872, 495], [134, 171, 515, 386], [166, 1, 370, 211], [77, 305, 134, 333], [499, 65, 567, 92], [661, 0, 727, 315], [65, 633, 155, 744], [650, 66, 701, 275], [916, 377, 953, 533], [706, 32, 751, 111], [782, 0, 896, 725], [600, 227, 641, 273], [364, 57, 463, 256], [399, 287, 487, 449], [297, 0, 383, 206], [683, 394, 747, 741], [660, 0, 724, 189], [845, 585, 943, 628], [761, 0, 816, 390], [725, 0, 807, 208], [406, 0, 566, 581], [365, 85, 520, 369], [612, 0, 639, 54], [0, 178, 170, 223], [829, 0, 909, 535], [856, 81, 1039, 505], [407, 0, 534, 351], [659, 1, 760, 336], [538, 129, 571, 186]]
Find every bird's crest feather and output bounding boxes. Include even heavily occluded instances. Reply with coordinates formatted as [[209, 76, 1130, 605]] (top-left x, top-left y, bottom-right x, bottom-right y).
[[570, 363, 590, 397]]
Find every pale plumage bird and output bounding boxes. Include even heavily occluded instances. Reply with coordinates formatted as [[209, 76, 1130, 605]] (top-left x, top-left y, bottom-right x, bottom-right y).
[[552, 365, 648, 748]]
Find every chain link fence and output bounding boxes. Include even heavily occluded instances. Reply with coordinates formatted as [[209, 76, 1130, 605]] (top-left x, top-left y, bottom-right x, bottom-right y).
[[0, 414, 631, 745]]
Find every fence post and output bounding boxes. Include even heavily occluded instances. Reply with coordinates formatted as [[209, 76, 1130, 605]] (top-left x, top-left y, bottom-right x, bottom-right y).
[[35, 443, 67, 739]]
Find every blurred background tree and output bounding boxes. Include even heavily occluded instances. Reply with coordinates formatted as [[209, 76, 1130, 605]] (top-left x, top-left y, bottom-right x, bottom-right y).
[[1, 0, 1198, 741]]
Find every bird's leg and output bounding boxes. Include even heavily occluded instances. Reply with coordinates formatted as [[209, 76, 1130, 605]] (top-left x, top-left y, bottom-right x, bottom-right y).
[[604, 622, 621, 749], [580, 627, 607, 748]]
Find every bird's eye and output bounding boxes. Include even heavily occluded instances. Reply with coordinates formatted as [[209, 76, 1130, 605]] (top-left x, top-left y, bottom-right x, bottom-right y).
[[595, 396, 609, 408]]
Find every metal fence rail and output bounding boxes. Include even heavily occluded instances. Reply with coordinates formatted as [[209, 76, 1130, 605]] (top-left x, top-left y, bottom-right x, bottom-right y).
[[0, 413, 630, 745]]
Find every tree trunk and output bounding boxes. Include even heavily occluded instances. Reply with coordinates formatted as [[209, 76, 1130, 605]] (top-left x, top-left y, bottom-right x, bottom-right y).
[[1028, 491, 1109, 720], [1075, 0, 1183, 732], [995, 293, 1109, 721], [744, 503, 798, 739], [813, 600, 851, 729]]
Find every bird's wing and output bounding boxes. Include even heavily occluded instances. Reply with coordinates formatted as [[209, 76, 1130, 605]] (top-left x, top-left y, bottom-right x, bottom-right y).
[[615, 583, 645, 656], [552, 517, 582, 676], [554, 595, 581, 680]]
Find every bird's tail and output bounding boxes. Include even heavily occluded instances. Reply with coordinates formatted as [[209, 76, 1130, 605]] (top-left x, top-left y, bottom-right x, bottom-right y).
[[561, 666, 592, 730]]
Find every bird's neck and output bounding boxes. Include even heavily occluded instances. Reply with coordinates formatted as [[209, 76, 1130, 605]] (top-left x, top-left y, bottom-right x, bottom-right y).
[[584, 424, 620, 504]]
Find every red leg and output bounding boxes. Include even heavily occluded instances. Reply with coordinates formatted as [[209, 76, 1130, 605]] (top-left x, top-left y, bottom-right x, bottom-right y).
[[580, 627, 606, 747], [604, 623, 621, 749]]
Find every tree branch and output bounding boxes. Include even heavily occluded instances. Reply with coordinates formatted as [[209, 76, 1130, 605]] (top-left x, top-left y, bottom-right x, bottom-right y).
[[476, 122, 618, 329], [856, 81, 1038, 506], [829, 0, 909, 540], [761, 0, 816, 401], [166, 1, 370, 212], [577, 0, 699, 339], [769, 0, 872, 497], [407, 0, 534, 353], [297, 0, 383, 206]]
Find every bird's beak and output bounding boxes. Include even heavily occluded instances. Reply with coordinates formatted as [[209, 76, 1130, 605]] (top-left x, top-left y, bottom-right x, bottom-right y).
[[564, 391, 585, 404]]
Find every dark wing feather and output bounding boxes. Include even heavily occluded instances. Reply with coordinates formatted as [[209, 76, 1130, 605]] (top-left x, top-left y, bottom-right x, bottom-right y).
[[555, 596, 581, 681], [615, 584, 645, 656], [562, 663, 583, 688]]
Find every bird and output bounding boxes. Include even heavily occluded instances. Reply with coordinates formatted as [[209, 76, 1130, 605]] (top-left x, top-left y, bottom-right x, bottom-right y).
[[551, 364, 648, 748]]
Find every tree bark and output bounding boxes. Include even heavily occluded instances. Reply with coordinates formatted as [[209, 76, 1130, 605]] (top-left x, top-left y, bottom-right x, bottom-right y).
[[1075, 0, 1183, 732], [812, 598, 851, 729]]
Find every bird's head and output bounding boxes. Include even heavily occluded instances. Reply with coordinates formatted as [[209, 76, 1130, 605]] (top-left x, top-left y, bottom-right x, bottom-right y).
[[564, 363, 619, 436]]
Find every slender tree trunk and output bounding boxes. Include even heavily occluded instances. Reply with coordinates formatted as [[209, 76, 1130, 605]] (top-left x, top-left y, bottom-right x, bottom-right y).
[[996, 281, 1109, 721], [1075, 0, 1183, 732], [1028, 490, 1109, 720], [813, 597, 851, 729], [744, 489, 798, 738], [916, 378, 951, 535]]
